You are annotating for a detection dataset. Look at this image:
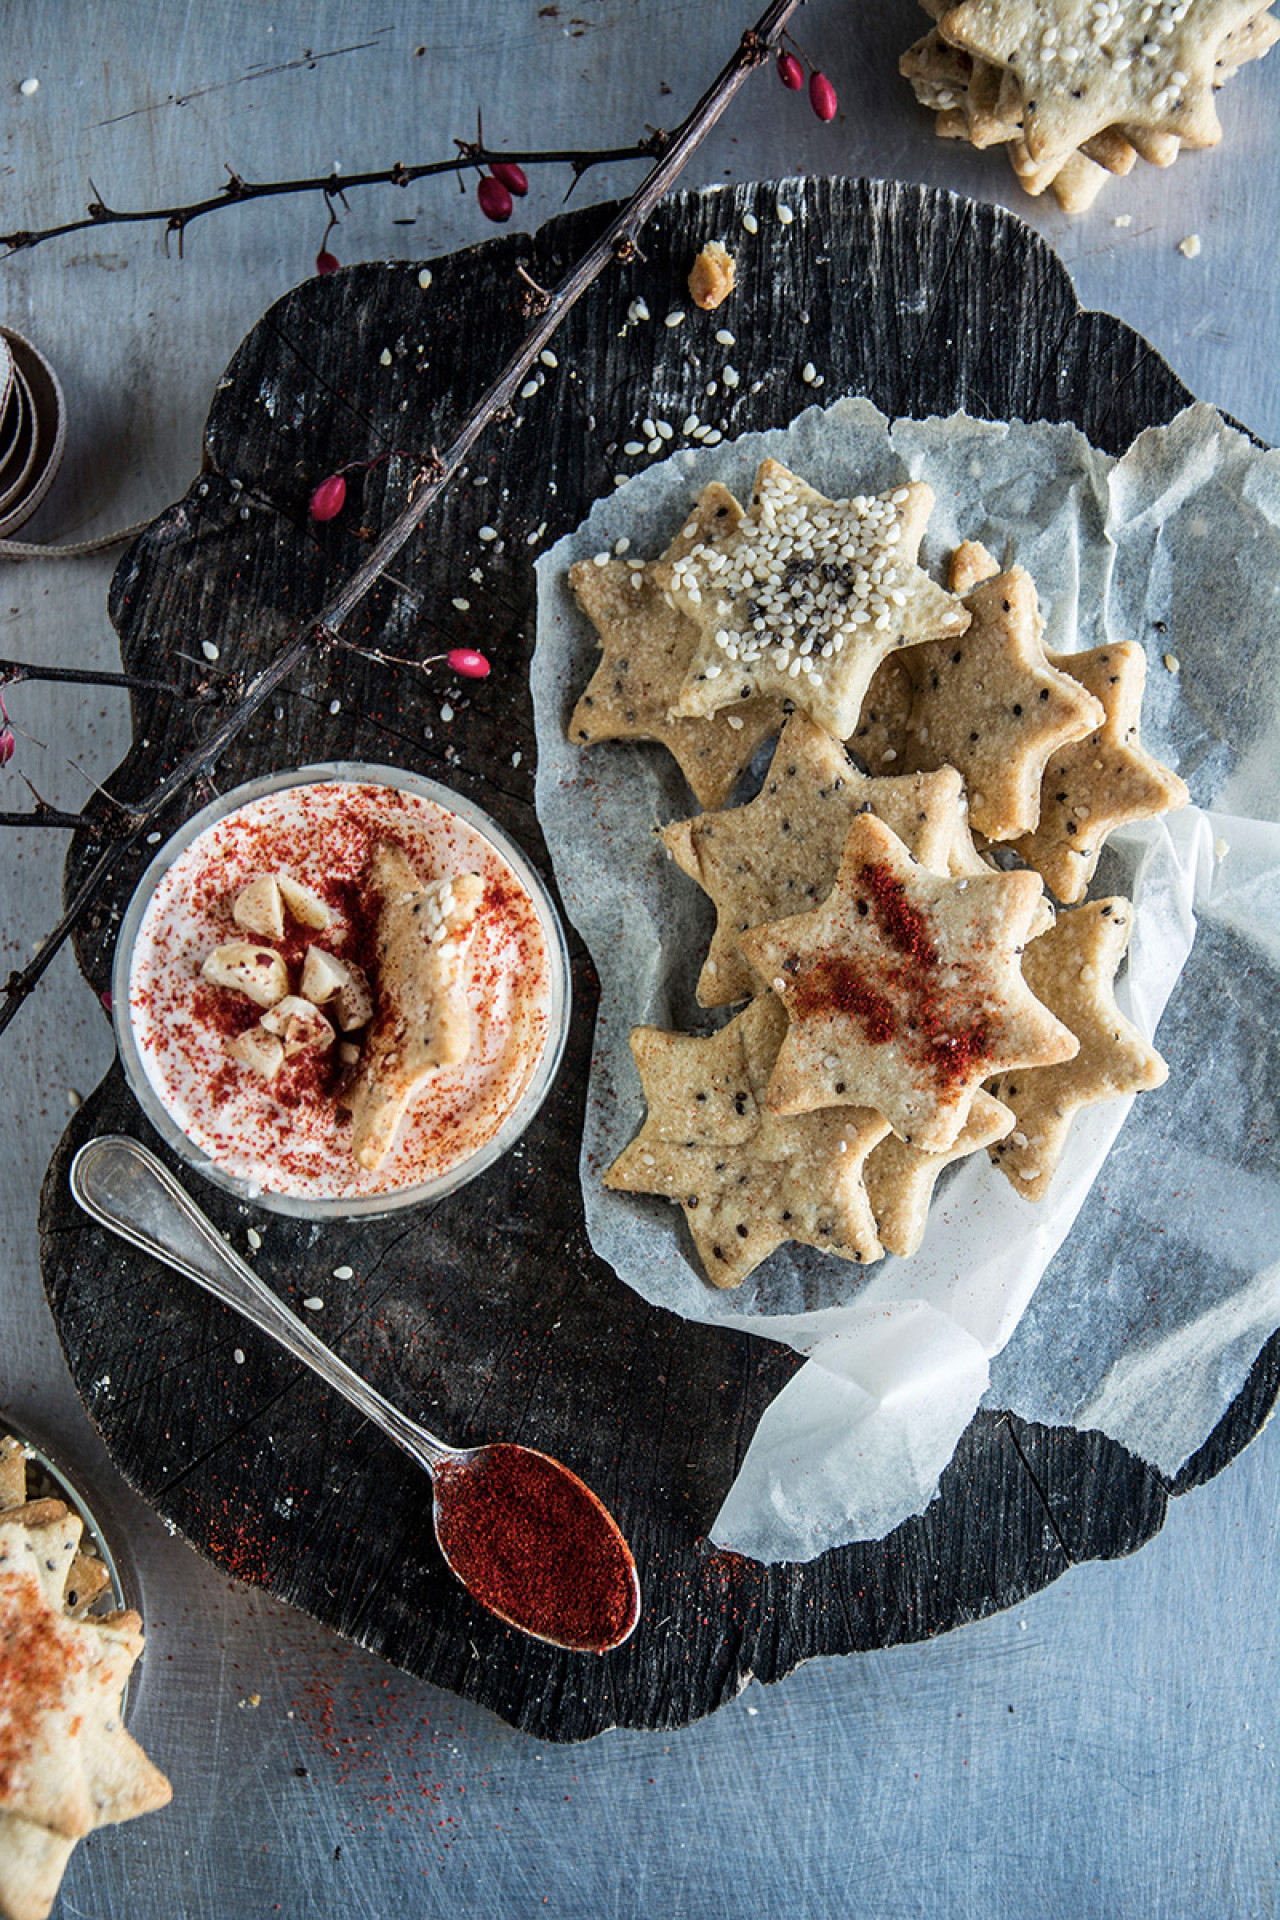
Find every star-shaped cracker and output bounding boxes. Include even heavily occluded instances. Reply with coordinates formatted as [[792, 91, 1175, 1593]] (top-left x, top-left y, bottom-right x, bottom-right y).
[[1008, 640, 1188, 902], [0, 1523, 170, 1845], [739, 813, 1077, 1150], [662, 711, 987, 1007], [987, 897, 1167, 1199], [605, 993, 889, 1288], [885, 545, 1107, 840], [659, 460, 970, 741], [864, 1088, 1015, 1257], [939, 0, 1259, 167], [568, 483, 786, 808]]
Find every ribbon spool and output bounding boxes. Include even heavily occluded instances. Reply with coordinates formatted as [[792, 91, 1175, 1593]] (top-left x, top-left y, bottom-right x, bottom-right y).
[[0, 326, 66, 541], [0, 325, 148, 559]]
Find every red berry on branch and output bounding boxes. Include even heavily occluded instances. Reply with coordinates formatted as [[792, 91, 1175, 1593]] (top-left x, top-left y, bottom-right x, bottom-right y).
[[309, 474, 347, 522], [446, 648, 491, 679], [809, 71, 838, 121], [315, 249, 340, 275], [489, 161, 529, 197], [777, 50, 804, 90], [477, 175, 513, 223]]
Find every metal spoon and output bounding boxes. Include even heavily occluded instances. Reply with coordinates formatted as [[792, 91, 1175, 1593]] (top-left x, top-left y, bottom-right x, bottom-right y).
[[70, 1135, 641, 1654]]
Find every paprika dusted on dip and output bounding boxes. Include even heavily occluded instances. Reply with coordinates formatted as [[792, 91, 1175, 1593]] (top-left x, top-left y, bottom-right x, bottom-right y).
[[113, 765, 570, 1218]]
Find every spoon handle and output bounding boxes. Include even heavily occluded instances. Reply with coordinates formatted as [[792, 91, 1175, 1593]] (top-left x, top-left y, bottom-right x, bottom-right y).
[[70, 1135, 452, 1474]]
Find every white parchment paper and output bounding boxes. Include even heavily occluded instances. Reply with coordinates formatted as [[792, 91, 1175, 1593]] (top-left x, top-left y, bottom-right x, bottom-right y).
[[531, 400, 1280, 1562]]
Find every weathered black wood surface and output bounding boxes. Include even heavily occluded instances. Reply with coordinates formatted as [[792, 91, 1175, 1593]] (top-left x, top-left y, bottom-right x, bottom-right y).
[[39, 179, 1280, 1742]]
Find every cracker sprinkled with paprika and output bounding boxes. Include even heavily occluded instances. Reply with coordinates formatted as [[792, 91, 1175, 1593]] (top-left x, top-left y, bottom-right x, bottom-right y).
[[348, 845, 485, 1172], [741, 813, 1078, 1150], [662, 711, 987, 1008], [0, 1520, 170, 1920]]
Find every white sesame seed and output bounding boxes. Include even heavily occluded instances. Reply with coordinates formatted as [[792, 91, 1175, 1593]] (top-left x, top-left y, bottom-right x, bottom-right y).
[[333, 1265, 353, 1279], [328, 698, 341, 715], [20, 77, 39, 96], [202, 640, 220, 661], [1163, 652, 1180, 673], [776, 203, 794, 225], [682, 414, 700, 435], [614, 536, 631, 554], [592, 551, 611, 567], [540, 349, 558, 367], [656, 420, 674, 439], [440, 703, 454, 722], [247, 1228, 262, 1250], [1177, 233, 1201, 259], [234, 1349, 245, 1364], [721, 366, 740, 389], [479, 524, 498, 541], [627, 297, 650, 323], [452, 597, 470, 611], [801, 362, 817, 384], [702, 429, 723, 445], [520, 379, 540, 399], [641, 418, 656, 438], [665, 310, 685, 328], [742, 211, 759, 234], [1113, 214, 1132, 228], [646, 438, 663, 456], [623, 441, 645, 457], [303, 1297, 325, 1312], [380, 348, 393, 366]]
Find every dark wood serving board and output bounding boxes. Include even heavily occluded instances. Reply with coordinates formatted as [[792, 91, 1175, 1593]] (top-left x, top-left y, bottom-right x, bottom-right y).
[[40, 178, 1280, 1742]]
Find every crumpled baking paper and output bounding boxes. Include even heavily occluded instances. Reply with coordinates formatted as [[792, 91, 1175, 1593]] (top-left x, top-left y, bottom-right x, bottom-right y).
[[531, 399, 1280, 1562]]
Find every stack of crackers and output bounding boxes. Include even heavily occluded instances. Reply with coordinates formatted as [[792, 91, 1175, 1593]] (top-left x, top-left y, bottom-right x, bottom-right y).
[[0, 1434, 170, 1920], [568, 459, 1186, 1288], [900, 0, 1279, 213]]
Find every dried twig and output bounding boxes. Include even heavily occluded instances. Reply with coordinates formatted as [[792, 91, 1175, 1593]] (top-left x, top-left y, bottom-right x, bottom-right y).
[[0, 658, 181, 695], [0, 0, 803, 1033], [0, 143, 659, 257]]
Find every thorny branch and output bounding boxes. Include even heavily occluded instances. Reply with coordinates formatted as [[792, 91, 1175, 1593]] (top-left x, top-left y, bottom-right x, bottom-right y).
[[0, 143, 661, 257], [0, 0, 804, 1034]]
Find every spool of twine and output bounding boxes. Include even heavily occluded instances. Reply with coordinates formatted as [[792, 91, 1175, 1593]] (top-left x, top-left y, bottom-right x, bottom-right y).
[[0, 326, 150, 560]]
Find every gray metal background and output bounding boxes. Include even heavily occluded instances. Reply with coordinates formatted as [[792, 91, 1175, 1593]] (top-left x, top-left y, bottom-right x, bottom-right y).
[[1, 3, 1276, 1915]]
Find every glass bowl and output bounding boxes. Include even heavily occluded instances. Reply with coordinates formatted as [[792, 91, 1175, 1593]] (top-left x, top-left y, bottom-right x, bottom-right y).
[[112, 763, 571, 1220]]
